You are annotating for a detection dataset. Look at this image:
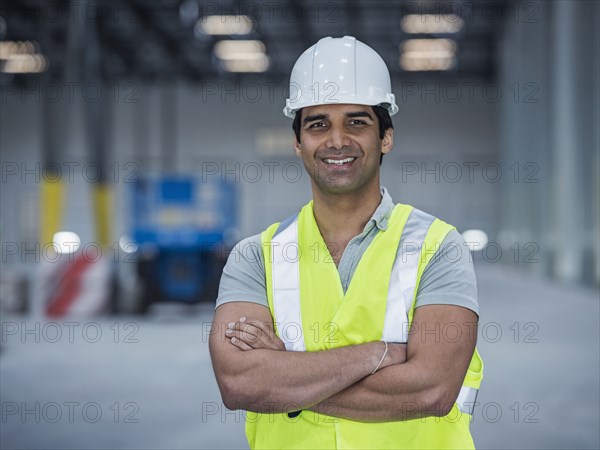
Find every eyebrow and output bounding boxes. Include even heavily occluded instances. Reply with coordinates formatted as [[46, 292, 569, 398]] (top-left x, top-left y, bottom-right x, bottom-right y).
[[302, 111, 374, 124], [346, 111, 374, 120], [303, 114, 326, 124]]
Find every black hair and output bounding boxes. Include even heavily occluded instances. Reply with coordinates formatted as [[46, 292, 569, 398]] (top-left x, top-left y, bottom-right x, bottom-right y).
[[292, 105, 394, 164]]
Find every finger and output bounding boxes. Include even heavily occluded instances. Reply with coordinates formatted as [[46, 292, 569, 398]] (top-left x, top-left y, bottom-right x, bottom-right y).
[[230, 322, 269, 344], [228, 326, 284, 350], [238, 318, 286, 350], [237, 318, 280, 344], [229, 323, 264, 344], [240, 317, 273, 335], [229, 336, 253, 351], [228, 318, 286, 350], [226, 330, 268, 349]]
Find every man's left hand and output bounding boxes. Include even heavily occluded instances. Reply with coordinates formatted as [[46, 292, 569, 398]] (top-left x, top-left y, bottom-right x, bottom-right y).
[[225, 317, 286, 351]]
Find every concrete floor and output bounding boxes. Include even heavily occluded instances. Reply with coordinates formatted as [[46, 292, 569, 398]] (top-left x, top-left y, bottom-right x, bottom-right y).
[[1, 262, 599, 449]]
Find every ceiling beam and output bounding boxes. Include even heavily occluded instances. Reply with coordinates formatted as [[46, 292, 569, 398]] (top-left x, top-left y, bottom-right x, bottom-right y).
[[128, 0, 202, 81]]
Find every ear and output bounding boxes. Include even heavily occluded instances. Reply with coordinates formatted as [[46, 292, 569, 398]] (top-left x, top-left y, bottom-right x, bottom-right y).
[[381, 128, 394, 155], [293, 138, 302, 157]]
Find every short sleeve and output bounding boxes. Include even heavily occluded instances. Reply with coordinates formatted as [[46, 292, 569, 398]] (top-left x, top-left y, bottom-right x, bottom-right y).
[[215, 234, 269, 310], [415, 229, 479, 315]]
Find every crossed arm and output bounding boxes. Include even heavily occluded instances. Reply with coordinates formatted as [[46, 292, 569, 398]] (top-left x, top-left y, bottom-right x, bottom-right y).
[[209, 301, 477, 422]]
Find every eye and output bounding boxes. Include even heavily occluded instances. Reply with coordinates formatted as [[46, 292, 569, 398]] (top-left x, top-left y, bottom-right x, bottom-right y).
[[349, 119, 367, 125], [308, 122, 326, 129]]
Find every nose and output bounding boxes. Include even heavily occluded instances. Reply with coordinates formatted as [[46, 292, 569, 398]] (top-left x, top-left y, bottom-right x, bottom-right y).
[[325, 124, 352, 150]]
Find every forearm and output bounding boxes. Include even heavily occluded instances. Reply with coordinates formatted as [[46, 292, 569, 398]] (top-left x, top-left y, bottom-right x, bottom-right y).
[[215, 341, 386, 413], [309, 360, 455, 422], [309, 307, 478, 422]]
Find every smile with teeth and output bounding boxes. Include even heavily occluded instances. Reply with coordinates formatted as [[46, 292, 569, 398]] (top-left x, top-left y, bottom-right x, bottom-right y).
[[324, 157, 356, 165]]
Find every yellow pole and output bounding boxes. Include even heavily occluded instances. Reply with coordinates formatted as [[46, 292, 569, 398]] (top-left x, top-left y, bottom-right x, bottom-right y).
[[92, 183, 112, 249], [40, 177, 65, 247]]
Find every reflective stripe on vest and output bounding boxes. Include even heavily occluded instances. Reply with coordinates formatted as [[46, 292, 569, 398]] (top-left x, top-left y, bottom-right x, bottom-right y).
[[456, 386, 478, 415], [383, 208, 435, 343], [271, 215, 305, 351]]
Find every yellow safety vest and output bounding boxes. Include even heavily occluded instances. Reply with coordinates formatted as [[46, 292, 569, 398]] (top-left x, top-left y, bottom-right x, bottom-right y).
[[247, 201, 484, 449]]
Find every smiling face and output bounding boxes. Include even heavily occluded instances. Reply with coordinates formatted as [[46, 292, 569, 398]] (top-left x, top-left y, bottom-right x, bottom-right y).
[[294, 103, 394, 196]]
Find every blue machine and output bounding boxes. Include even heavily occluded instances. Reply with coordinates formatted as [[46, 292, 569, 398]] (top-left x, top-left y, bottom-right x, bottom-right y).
[[131, 176, 236, 311]]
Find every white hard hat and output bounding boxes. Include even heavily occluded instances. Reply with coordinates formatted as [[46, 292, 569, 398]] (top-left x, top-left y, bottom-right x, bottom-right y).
[[283, 36, 398, 118]]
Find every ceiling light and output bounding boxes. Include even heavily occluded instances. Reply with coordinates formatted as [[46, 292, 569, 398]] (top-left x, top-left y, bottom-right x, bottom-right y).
[[221, 55, 270, 72], [2, 53, 48, 73], [0, 40, 37, 58], [400, 54, 456, 71], [401, 14, 464, 34], [214, 40, 265, 59], [399, 38, 457, 71], [213, 40, 269, 72], [402, 38, 457, 55], [0, 40, 48, 73], [196, 15, 254, 35]]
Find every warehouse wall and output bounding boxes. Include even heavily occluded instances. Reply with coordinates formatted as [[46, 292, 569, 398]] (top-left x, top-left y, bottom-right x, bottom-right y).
[[0, 76, 499, 267], [497, 0, 600, 285]]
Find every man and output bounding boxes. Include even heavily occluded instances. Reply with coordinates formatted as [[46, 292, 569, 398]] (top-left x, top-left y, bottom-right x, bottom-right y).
[[209, 36, 483, 449]]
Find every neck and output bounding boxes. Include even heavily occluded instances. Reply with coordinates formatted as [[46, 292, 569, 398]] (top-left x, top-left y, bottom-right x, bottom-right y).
[[312, 182, 383, 239]]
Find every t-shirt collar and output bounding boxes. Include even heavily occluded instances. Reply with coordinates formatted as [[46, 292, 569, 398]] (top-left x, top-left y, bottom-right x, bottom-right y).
[[362, 186, 394, 234]]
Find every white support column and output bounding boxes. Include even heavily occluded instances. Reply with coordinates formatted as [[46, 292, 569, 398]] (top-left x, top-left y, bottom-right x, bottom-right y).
[[551, 0, 585, 281], [590, 2, 600, 286]]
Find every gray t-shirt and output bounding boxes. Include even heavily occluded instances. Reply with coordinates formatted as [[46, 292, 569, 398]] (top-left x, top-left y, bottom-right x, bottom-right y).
[[216, 188, 478, 315]]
